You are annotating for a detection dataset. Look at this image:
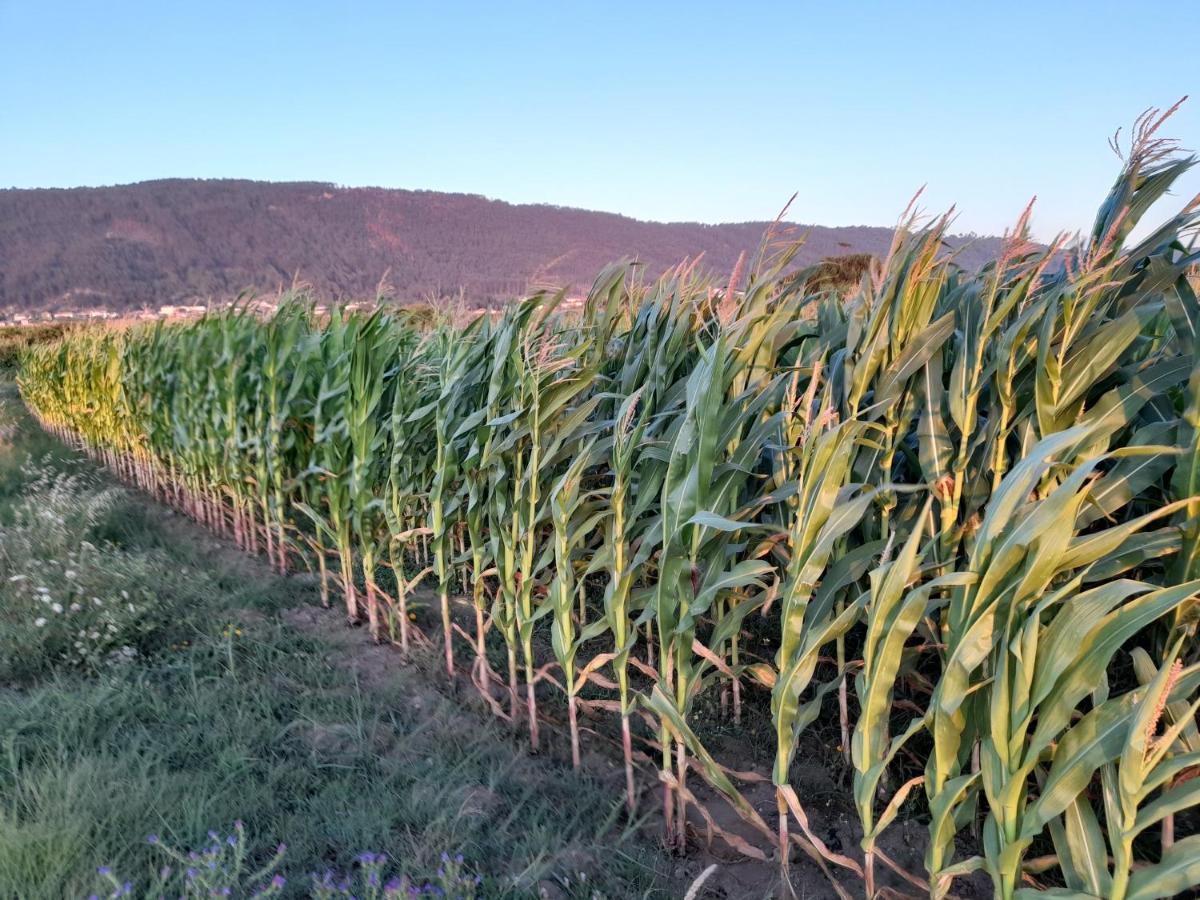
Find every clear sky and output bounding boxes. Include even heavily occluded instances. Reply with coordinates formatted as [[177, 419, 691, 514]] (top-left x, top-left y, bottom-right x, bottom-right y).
[[1, 1, 1196, 241]]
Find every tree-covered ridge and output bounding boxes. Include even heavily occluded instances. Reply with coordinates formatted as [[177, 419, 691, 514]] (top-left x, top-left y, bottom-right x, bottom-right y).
[[0, 179, 1004, 312]]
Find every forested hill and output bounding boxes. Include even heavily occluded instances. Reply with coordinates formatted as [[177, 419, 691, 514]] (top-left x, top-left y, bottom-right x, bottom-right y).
[[0, 179, 1006, 311]]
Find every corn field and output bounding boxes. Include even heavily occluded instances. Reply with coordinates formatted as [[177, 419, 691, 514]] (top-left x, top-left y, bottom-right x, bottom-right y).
[[16, 108, 1200, 899]]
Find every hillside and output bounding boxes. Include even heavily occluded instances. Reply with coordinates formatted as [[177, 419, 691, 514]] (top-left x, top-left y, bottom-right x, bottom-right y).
[[0, 179, 1005, 311]]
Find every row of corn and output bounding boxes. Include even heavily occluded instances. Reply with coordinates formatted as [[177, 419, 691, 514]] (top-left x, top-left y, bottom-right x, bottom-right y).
[[18, 110, 1200, 898]]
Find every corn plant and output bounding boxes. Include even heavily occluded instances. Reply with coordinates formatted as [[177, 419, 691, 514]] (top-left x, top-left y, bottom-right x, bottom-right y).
[[383, 328, 437, 651], [546, 440, 606, 768]]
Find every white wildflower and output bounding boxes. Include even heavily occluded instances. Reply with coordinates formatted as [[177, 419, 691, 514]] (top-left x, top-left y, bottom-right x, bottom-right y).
[[109, 646, 138, 664], [34, 617, 47, 628]]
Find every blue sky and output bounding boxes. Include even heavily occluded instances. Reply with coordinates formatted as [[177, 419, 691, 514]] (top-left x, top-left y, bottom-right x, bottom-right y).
[[1, 1, 1196, 240]]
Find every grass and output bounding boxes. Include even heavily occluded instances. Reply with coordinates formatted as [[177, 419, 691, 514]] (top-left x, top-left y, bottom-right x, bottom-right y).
[[0, 381, 675, 899]]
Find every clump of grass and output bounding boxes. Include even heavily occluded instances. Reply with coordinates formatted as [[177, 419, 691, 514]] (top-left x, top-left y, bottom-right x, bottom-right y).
[[0, 462, 208, 681], [0, 382, 81, 508], [0, 616, 669, 898]]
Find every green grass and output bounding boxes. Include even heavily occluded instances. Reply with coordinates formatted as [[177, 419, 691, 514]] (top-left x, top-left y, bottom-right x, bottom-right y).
[[0, 383, 674, 899]]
